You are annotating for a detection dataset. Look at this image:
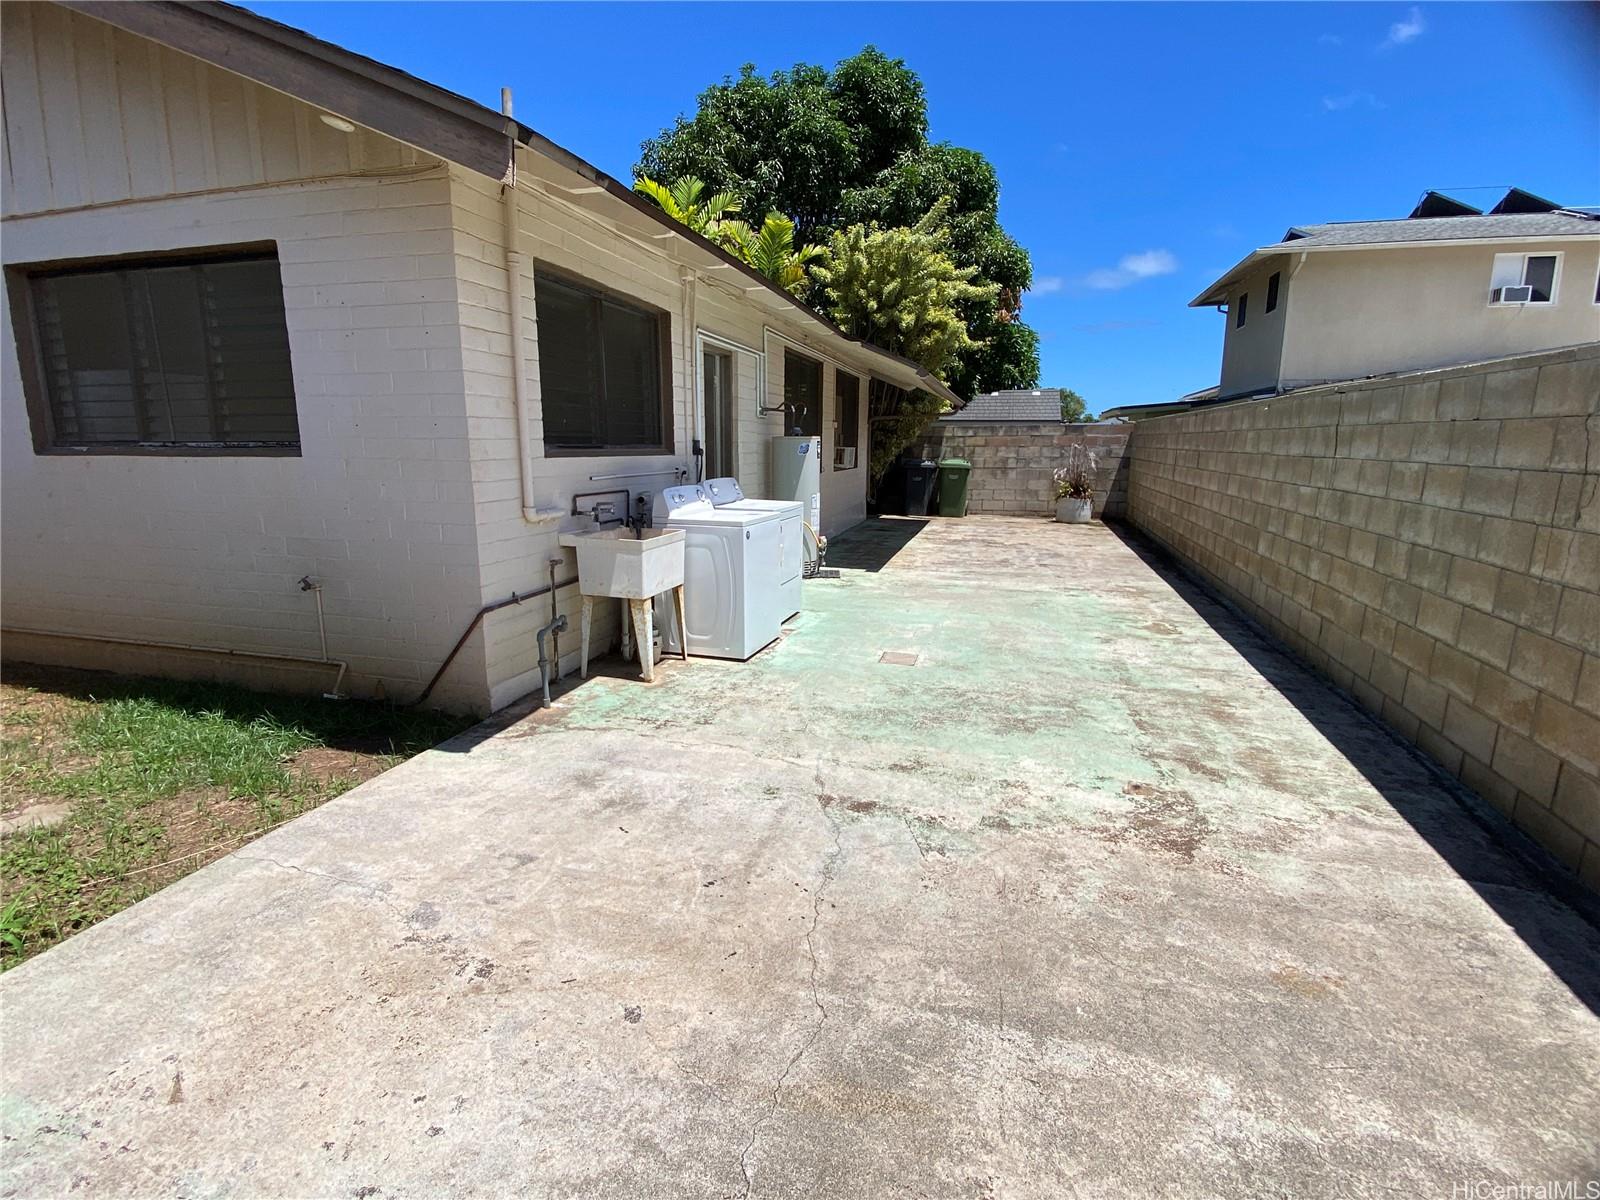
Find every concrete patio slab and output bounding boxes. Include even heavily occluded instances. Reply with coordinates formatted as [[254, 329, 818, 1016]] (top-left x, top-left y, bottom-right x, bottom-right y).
[[3, 516, 1597, 1198]]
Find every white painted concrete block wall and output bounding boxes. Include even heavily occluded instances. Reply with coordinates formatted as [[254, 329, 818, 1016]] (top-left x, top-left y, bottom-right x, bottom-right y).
[[1, 8, 883, 716], [1, 11, 492, 713], [447, 164, 878, 705], [0, 172, 494, 711]]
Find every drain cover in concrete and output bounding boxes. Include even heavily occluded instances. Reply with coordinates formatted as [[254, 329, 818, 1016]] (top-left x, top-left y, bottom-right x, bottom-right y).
[[879, 651, 919, 666]]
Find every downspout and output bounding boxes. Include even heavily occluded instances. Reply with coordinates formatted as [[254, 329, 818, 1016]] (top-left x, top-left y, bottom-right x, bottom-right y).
[[502, 87, 540, 524], [1280, 251, 1309, 391], [681, 266, 702, 481]]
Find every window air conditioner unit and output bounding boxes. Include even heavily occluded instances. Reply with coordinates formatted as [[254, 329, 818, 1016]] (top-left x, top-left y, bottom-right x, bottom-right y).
[[1493, 284, 1534, 303], [833, 446, 856, 469]]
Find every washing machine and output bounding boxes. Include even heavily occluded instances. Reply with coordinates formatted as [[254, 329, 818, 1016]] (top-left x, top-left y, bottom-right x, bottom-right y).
[[702, 477, 803, 621], [652, 484, 785, 660]]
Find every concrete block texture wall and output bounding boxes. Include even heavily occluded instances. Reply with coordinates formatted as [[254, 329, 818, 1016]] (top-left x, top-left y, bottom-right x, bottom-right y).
[[1126, 345, 1600, 887], [920, 422, 1131, 517]]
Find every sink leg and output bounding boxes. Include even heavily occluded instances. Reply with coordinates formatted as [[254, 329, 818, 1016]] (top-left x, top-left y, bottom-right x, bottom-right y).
[[631, 598, 655, 683], [673, 586, 688, 661], [620, 597, 632, 663], [579, 595, 594, 679]]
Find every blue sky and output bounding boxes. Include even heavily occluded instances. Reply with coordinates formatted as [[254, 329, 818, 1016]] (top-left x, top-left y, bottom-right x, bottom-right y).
[[245, 2, 1598, 413]]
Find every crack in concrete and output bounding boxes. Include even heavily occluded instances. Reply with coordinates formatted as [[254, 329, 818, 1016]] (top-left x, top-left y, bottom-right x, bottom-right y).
[[231, 853, 410, 924], [736, 766, 844, 1200]]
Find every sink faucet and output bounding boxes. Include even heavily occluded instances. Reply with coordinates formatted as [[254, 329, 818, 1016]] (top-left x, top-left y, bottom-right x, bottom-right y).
[[589, 500, 618, 527], [628, 494, 651, 539]]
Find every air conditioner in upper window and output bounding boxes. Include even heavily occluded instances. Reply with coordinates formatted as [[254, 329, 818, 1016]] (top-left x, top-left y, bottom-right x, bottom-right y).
[[1492, 284, 1535, 303], [833, 446, 856, 469]]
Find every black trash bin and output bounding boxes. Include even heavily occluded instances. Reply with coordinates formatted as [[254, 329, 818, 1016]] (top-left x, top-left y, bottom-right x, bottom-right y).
[[902, 459, 938, 516]]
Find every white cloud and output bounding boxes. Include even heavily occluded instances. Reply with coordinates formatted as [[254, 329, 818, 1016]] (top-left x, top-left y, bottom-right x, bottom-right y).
[[1322, 90, 1384, 112], [1082, 249, 1178, 290], [1029, 275, 1065, 296], [1379, 6, 1425, 49]]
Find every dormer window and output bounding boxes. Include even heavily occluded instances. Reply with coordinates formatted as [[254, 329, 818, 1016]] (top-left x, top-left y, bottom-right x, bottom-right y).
[[1489, 253, 1559, 305]]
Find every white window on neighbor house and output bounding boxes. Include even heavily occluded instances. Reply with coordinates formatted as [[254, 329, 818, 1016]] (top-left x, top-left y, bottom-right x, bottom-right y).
[[1488, 252, 1560, 305]]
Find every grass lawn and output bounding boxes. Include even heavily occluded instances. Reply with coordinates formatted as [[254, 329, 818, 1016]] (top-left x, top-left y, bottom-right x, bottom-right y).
[[0, 663, 473, 970]]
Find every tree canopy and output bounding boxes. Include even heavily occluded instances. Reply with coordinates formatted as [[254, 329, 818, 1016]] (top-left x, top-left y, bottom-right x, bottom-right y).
[[636, 48, 1039, 396], [812, 201, 994, 381], [1059, 389, 1090, 423]]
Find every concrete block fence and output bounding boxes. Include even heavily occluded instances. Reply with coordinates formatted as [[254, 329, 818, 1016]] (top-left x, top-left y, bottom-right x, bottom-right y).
[[1123, 344, 1600, 888], [918, 421, 1132, 518]]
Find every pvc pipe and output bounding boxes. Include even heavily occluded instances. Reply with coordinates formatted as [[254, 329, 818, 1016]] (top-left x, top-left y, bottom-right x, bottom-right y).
[[588, 469, 688, 482], [536, 612, 569, 708], [502, 88, 540, 525], [301, 579, 348, 699], [681, 266, 701, 481], [546, 557, 562, 685], [2, 627, 349, 697]]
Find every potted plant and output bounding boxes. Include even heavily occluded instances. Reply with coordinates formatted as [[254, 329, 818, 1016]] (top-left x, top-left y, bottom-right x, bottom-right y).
[[1053, 445, 1098, 523]]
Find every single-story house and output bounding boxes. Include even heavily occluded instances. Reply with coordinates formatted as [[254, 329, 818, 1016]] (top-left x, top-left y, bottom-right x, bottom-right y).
[[1098, 386, 1219, 422], [0, 0, 957, 715], [936, 388, 1066, 423], [1192, 188, 1600, 399]]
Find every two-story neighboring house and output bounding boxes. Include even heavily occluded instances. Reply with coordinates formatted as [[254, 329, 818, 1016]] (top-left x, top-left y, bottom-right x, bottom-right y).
[[1192, 189, 1600, 399]]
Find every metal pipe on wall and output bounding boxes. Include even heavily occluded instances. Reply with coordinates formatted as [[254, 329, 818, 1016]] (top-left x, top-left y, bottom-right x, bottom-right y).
[[410, 574, 580, 708]]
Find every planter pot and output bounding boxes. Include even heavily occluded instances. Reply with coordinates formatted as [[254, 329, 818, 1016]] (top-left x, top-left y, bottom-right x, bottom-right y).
[[1055, 497, 1093, 524]]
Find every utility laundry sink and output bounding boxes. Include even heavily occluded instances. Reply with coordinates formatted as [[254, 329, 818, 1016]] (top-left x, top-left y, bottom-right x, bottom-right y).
[[558, 527, 686, 599]]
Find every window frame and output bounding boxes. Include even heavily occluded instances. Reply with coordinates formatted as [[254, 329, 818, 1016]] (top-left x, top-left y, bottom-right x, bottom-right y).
[[1265, 271, 1281, 314], [7, 242, 301, 457], [833, 368, 861, 471], [701, 343, 737, 480], [1487, 250, 1563, 307], [1234, 291, 1249, 328], [532, 262, 675, 458]]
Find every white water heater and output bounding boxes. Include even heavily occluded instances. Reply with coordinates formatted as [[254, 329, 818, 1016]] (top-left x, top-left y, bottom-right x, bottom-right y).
[[770, 435, 821, 535]]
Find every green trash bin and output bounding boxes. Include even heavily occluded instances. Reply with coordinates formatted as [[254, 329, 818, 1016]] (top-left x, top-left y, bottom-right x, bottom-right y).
[[937, 457, 972, 517]]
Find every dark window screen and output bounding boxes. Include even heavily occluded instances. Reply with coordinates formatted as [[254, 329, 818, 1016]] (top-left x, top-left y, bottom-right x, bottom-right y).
[[1235, 292, 1249, 328], [535, 271, 667, 452], [834, 369, 860, 464], [1265, 272, 1281, 313], [25, 251, 297, 449], [785, 350, 823, 438], [1523, 256, 1556, 303]]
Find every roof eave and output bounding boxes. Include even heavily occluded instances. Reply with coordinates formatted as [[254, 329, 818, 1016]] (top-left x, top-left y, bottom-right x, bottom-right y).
[[1188, 247, 1291, 308], [60, 0, 962, 407], [517, 130, 961, 406]]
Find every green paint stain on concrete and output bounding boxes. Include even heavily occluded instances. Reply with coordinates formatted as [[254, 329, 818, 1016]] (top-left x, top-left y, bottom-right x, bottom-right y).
[[548, 537, 1163, 839]]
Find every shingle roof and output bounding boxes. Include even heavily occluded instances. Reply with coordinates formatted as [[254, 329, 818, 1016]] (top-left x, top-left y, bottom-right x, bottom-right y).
[[941, 390, 1063, 422], [1273, 210, 1598, 250], [1192, 203, 1600, 306]]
